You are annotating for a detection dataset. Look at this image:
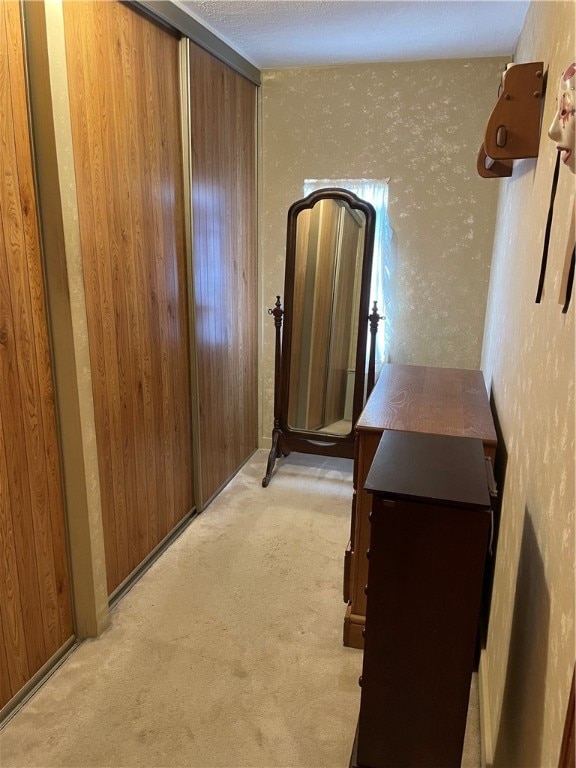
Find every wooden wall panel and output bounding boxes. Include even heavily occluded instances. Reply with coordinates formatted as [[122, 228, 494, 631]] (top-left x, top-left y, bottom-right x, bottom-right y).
[[308, 200, 339, 428], [0, 0, 73, 708], [63, 1, 194, 594], [189, 43, 258, 505], [325, 208, 360, 425], [288, 211, 311, 427]]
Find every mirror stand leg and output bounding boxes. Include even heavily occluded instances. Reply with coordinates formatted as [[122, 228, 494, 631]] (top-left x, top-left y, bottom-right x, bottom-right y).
[[262, 427, 282, 487]]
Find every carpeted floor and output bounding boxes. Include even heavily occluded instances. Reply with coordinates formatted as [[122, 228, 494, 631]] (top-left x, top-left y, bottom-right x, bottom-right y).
[[0, 450, 481, 768]]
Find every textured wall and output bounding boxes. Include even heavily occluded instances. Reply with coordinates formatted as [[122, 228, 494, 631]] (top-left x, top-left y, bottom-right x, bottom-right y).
[[481, 3, 575, 766], [260, 58, 507, 445]]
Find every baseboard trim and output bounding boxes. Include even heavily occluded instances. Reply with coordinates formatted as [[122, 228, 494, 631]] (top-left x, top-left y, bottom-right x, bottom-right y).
[[200, 447, 260, 510], [0, 637, 79, 729], [111, 449, 262, 609], [479, 649, 494, 768], [109, 507, 199, 609]]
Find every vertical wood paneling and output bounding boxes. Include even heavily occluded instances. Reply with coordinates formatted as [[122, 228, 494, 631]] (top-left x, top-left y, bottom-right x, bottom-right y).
[[308, 201, 339, 427], [0, 0, 73, 708], [189, 43, 258, 505], [0, 613, 15, 706], [324, 209, 359, 425], [63, 1, 194, 595], [288, 211, 311, 427], [0, 394, 30, 696]]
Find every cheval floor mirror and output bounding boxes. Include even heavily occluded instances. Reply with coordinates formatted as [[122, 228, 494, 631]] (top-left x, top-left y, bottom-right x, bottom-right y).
[[263, 188, 381, 487]]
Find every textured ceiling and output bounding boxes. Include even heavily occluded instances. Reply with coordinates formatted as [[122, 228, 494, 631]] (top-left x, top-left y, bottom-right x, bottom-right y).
[[178, 0, 530, 69]]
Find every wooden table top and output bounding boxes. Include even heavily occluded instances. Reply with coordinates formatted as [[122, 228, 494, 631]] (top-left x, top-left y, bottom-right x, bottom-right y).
[[357, 363, 497, 447]]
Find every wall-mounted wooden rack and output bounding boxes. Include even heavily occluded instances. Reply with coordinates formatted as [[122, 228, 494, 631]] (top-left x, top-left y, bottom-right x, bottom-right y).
[[477, 61, 544, 178]]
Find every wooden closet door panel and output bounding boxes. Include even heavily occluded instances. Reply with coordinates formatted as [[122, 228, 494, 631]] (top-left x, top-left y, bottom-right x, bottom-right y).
[[0, 0, 73, 708], [189, 43, 258, 505], [63, 1, 194, 594], [0, 348, 30, 698]]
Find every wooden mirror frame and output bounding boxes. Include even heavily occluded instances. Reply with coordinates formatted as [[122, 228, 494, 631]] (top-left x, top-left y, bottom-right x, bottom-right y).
[[263, 188, 377, 487]]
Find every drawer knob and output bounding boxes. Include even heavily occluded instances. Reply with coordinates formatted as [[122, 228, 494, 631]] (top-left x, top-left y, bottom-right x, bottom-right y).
[[365, 548, 370, 560], [358, 676, 363, 687], [364, 584, 368, 596]]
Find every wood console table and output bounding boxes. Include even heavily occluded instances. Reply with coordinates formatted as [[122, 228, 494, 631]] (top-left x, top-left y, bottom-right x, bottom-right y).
[[343, 363, 497, 649]]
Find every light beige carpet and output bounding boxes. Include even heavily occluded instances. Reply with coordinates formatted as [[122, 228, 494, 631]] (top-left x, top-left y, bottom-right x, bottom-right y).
[[0, 450, 480, 768]]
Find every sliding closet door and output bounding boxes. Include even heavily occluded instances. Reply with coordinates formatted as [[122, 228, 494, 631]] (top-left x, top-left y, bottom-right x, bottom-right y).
[[0, 1, 73, 709], [63, 1, 194, 595], [189, 43, 258, 505]]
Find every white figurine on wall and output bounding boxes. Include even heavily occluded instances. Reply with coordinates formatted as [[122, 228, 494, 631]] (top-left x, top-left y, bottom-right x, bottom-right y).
[[548, 60, 576, 172], [537, 61, 575, 311]]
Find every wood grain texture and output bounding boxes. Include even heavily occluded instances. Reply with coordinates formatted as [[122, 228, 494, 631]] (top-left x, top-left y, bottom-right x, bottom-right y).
[[307, 200, 338, 428], [357, 363, 497, 451], [189, 42, 258, 505], [0, 0, 73, 708], [324, 206, 359, 425], [288, 210, 311, 427], [344, 363, 497, 648], [63, 1, 194, 594]]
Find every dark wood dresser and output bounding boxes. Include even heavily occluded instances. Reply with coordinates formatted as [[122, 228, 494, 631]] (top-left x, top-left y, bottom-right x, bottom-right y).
[[350, 430, 493, 768], [343, 364, 496, 649]]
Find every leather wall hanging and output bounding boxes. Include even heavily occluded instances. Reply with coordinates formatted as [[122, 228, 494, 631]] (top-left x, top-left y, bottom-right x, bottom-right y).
[[477, 61, 544, 179]]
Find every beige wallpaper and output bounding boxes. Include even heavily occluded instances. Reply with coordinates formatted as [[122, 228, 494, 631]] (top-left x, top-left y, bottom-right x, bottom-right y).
[[481, 3, 575, 766], [259, 57, 507, 445]]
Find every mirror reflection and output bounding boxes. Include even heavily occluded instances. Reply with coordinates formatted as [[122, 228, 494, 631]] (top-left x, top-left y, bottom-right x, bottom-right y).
[[288, 198, 366, 435], [262, 187, 377, 488]]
